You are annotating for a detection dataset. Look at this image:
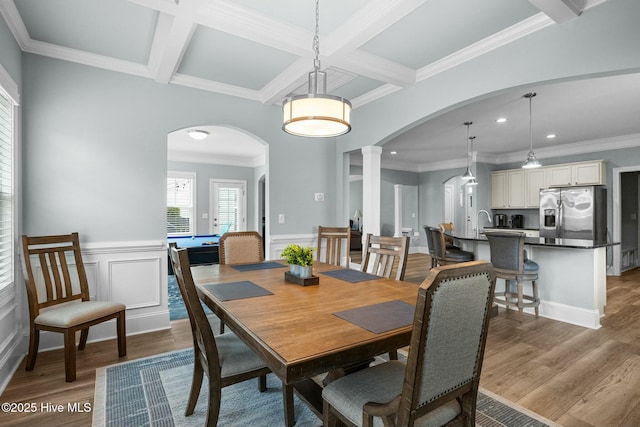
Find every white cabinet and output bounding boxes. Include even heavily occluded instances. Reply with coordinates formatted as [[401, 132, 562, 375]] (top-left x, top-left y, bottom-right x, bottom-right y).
[[525, 168, 546, 208], [547, 161, 605, 187], [491, 170, 525, 208]]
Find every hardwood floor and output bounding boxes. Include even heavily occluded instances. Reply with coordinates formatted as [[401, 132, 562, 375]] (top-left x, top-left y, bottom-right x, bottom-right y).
[[2, 253, 640, 426]]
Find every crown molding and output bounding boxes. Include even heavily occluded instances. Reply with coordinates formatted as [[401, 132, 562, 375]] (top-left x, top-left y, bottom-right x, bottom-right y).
[[417, 13, 553, 82], [0, 1, 29, 50], [351, 83, 401, 109], [171, 73, 262, 101]]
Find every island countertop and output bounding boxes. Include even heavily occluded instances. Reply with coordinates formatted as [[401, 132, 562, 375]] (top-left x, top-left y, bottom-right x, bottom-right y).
[[446, 230, 619, 250]]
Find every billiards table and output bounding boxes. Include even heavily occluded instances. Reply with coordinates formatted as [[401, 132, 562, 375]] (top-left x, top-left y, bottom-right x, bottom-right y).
[[168, 234, 220, 274]]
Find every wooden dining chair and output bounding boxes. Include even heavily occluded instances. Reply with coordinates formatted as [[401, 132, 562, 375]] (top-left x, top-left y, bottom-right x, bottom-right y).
[[322, 260, 496, 427], [21, 232, 126, 382], [361, 234, 410, 281], [317, 226, 350, 268], [170, 247, 294, 427], [219, 231, 264, 265]]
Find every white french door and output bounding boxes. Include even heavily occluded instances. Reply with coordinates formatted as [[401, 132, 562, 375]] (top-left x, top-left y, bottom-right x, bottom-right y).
[[210, 179, 246, 234]]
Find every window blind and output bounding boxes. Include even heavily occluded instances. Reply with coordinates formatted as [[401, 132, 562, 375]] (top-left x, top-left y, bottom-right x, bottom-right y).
[[167, 174, 194, 235], [0, 92, 13, 289]]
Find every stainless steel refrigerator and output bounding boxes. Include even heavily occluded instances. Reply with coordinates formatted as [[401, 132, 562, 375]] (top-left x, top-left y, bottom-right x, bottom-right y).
[[539, 186, 607, 240]]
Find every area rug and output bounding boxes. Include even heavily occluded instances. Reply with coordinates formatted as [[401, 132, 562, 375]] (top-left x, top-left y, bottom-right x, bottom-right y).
[[93, 349, 561, 427]]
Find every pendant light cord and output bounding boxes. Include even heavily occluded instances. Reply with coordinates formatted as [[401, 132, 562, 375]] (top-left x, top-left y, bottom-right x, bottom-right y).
[[313, 0, 320, 71]]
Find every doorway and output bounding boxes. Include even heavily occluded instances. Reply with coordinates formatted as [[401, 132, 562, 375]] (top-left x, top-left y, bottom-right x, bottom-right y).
[[613, 166, 640, 275]]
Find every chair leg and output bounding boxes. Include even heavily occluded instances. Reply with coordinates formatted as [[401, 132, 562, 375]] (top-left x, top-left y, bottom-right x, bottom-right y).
[[117, 311, 127, 357], [517, 280, 524, 321], [205, 376, 222, 427], [186, 362, 204, 416], [283, 383, 295, 427], [258, 374, 267, 392], [532, 279, 540, 318], [388, 350, 398, 360], [78, 328, 89, 351], [64, 329, 77, 382], [323, 400, 338, 427], [219, 320, 225, 335], [25, 326, 39, 371]]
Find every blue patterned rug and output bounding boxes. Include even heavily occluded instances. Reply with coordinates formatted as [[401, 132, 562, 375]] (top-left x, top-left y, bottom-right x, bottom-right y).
[[168, 275, 213, 321], [93, 349, 560, 427]]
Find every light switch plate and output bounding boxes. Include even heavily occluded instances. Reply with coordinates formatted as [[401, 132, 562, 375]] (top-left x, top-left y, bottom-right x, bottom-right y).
[[314, 193, 325, 202]]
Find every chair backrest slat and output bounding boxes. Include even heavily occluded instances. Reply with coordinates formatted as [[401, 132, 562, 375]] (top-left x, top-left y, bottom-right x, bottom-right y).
[[361, 234, 409, 281], [397, 260, 496, 426], [317, 226, 350, 267]]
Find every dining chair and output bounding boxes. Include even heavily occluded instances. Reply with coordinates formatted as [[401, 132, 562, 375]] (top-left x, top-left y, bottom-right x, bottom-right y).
[[361, 234, 410, 281], [170, 247, 293, 427], [361, 233, 410, 360], [219, 231, 264, 265], [322, 260, 496, 427], [425, 226, 474, 268], [217, 231, 264, 333], [317, 226, 351, 267], [484, 230, 540, 320], [21, 232, 127, 382]]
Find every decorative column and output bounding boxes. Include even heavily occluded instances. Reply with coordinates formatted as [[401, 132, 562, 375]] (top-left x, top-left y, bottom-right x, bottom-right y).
[[361, 145, 382, 238], [394, 184, 402, 237]]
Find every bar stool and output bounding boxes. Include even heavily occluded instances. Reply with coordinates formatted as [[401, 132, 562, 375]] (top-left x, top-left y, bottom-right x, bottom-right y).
[[424, 226, 473, 268], [484, 230, 540, 319]]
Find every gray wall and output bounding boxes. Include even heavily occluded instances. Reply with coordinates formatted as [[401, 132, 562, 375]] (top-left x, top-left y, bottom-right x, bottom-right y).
[[167, 160, 258, 235], [21, 54, 339, 242]]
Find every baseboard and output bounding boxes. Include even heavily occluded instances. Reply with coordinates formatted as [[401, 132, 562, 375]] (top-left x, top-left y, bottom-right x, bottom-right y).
[[0, 331, 26, 395], [537, 300, 601, 329]]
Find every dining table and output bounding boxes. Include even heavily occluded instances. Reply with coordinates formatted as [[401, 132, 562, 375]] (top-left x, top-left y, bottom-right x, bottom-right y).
[[191, 260, 420, 427]]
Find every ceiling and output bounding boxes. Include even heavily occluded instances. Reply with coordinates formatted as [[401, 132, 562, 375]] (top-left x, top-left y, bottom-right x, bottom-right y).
[[2, 0, 637, 170]]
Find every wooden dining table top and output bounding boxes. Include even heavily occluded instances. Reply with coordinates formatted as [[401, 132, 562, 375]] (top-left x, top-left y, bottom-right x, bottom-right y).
[[192, 260, 419, 385]]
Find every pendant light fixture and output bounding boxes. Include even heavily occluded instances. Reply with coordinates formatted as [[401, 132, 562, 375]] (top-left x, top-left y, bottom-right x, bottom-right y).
[[466, 136, 478, 186], [522, 92, 541, 169], [282, 0, 351, 138], [461, 121, 476, 181]]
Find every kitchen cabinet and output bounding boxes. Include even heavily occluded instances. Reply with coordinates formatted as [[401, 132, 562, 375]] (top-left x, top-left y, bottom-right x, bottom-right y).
[[491, 170, 525, 208], [547, 161, 605, 187], [525, 168, 546, 208]]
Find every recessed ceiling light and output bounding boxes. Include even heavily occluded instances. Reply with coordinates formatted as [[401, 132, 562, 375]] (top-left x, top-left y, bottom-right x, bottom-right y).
[[546, 134, 556, 139], [390, 151, 398, 155], [187, 129, 209, 140], [496, 118, 507, 123]]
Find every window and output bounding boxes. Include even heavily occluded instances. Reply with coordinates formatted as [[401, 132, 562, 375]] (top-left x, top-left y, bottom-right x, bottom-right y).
[[0, 89, 15, 289], [167, 171, 196, 236]]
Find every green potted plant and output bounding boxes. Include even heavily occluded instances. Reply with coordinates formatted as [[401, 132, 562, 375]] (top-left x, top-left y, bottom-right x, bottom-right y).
[[281, 244, 314, 277]]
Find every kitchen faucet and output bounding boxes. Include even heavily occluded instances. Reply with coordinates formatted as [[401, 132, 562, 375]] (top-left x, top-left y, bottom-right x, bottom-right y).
[[476, 210, 492, 238]]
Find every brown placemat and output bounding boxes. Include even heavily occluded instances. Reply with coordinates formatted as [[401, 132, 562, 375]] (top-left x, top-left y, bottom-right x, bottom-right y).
[[203, 281, 273, 301], [333, 300, 415, 333]]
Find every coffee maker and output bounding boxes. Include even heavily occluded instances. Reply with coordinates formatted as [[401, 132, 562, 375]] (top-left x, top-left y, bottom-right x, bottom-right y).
[[511, 214, 524, 229], [494, 214, 508, 228]]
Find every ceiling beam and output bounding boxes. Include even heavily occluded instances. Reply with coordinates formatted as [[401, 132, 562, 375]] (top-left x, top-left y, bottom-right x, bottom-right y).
[[527, 0, 585, 23]]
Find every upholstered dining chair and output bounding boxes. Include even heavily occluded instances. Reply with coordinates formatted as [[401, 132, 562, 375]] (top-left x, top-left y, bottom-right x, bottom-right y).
[[219, 231, 264, 265], [170, 247, 293, 427], [317, 226, 351, 268], [322, 260, 496, 427], [484, 230, 540, 320], [425, 226, 474, 268], [21, 232, 126, 382]]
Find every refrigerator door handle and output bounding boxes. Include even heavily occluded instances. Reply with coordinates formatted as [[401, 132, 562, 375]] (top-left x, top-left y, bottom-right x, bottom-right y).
[[557, 200, 563, 237]]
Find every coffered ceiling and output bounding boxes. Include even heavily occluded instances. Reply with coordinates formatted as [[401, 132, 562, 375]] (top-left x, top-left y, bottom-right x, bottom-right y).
[[2, 0, 638, 170]]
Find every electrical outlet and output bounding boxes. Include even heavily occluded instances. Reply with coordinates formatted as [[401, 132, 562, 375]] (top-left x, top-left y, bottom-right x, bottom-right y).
[[314, 193, 324, 202]]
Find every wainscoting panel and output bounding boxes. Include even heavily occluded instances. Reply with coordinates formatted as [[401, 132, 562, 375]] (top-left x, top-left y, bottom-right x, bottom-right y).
[[108, 258, 161, 309]]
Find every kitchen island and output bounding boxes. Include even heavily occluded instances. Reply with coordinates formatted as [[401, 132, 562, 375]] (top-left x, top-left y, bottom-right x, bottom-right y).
[[447, 231, 618, 329]]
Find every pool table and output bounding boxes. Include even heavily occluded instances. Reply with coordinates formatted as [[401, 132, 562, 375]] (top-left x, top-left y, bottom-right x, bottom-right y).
[[168, 234, 220, 274]]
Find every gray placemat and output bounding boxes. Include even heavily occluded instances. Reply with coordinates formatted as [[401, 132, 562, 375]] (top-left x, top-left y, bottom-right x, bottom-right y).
[[203, 281, 273, 301], [333, 300, 415, 333], [320, 269, 381, 283], [231, 261, 287, 272]]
